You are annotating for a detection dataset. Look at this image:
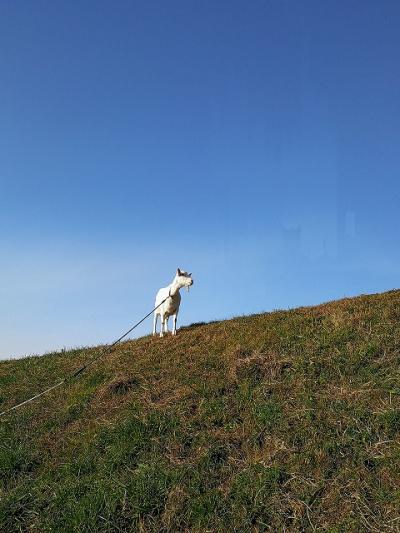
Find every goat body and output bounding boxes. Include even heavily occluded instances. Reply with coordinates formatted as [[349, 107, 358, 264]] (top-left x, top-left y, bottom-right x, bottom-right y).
[[153, 268, 193, 337]]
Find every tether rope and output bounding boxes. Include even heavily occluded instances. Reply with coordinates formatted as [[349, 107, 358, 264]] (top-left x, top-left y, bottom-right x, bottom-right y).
[[0, 295, 171, 419]]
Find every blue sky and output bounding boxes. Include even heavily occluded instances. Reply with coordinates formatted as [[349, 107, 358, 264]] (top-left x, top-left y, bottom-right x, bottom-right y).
[[1, 1, 399, 359]]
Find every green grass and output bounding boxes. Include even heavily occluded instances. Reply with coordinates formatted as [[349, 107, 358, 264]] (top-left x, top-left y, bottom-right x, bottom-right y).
[[1, 289, 400, 531]]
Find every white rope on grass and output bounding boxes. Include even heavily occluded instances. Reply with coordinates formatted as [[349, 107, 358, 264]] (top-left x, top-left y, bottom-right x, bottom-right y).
[[0, 296, 171, 419]]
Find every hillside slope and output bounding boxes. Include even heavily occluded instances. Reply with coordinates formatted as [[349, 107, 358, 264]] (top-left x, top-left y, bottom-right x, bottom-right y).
[[1, 290, 400, 532]]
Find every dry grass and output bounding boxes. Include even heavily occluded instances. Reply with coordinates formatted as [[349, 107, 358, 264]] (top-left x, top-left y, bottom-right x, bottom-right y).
[[1, 289, 400, 531]]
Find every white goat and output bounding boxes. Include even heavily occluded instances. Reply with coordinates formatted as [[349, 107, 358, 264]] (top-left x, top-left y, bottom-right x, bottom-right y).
[[153, 268, 193, 337]]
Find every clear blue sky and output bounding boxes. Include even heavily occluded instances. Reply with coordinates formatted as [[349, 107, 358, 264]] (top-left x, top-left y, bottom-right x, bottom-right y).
[[1, 1, 399, 359]]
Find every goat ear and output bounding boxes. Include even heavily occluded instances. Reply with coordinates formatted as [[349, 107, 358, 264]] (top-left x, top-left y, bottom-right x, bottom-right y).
[[177, 268, 182, 276]]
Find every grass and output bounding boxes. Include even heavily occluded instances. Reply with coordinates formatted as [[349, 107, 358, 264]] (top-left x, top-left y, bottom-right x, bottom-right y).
[[1, 289, 400, 531]]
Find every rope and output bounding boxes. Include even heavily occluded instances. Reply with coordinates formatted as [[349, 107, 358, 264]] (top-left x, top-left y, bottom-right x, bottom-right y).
[[0, 296, 171, 419]]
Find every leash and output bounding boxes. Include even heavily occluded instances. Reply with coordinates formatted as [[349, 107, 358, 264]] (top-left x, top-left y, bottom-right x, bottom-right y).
[[0, 296, 171, 419]]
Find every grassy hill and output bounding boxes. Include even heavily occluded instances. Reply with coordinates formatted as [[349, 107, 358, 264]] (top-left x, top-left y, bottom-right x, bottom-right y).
[[1, 290, 400, 532]]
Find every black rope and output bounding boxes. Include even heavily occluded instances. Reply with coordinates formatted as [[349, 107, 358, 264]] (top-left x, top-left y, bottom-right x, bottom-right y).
[[0, 296, 170, 418]]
